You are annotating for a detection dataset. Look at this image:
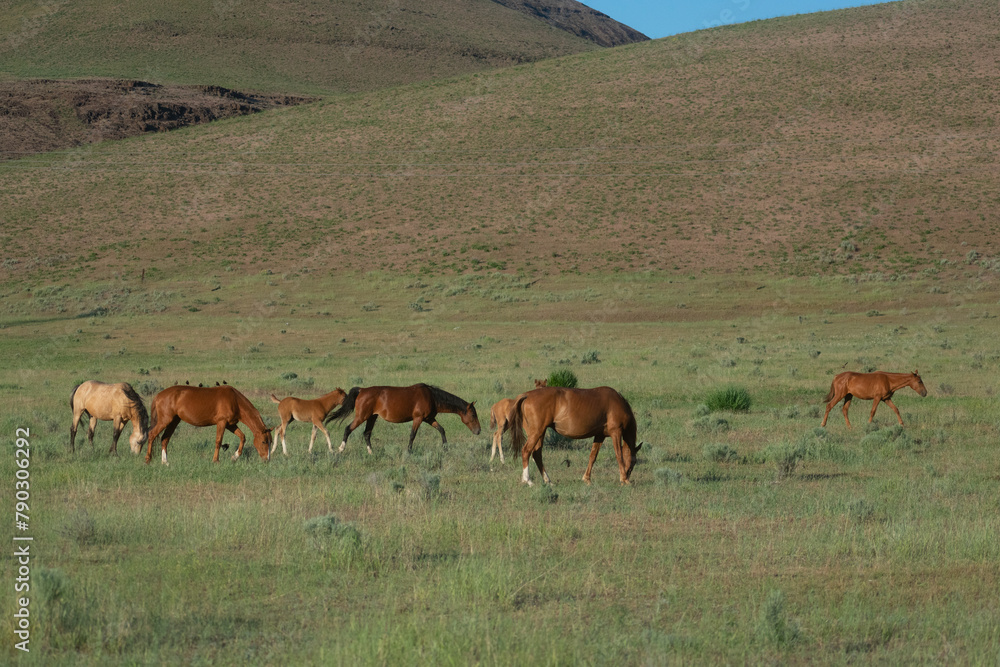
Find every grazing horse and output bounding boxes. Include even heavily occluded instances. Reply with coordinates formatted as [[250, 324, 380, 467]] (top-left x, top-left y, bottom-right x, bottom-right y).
[[69, 381, 149, 454], [488, 379, 548, 463], [326, 384, 480, 454], [145, 385, 272, 464], [508, 386, 641, 485], [270, 388, 347, 455], [821, 370, 928, 428]]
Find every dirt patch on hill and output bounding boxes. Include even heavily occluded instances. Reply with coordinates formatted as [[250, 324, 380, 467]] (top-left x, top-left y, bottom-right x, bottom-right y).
[[0, 79, 314, 159]]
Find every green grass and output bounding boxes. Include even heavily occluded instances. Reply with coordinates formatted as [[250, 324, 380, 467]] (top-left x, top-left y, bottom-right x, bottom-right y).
[[2, 273, 1000, 663]]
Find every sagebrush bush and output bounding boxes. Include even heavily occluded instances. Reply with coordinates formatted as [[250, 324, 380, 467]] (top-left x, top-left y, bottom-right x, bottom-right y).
[[547, 369, 578, 388], [703, 443, 739, 463], [654, 467, 686, 486], [692, 415, 730, 432], [705, 386, 751, 412]]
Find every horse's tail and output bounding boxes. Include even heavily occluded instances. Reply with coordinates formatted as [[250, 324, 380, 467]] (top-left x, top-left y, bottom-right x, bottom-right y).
[[508, 394, 528, 452], [270, 394, 282, 404], [822, 382, 835, 404], [489, 409, 497, 431], [122, 383, 150, 444], [148, 402, 161, 450], [325, 386, 360, 425], [69, 382, 83, 410]]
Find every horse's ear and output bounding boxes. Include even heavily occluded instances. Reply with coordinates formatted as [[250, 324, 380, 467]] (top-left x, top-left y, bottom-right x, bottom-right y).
[[913, 369, 919, 375]]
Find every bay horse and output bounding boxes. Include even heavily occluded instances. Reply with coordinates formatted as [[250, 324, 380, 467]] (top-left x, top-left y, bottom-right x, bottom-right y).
[[325, 384, 480, 454], [508, 386, 641, 485], [270, 388, 347, 455], [821, 370, 927, 428], [489, 379, 548, 463], [145, 385, 272, 464], [69, 380, 149, 454]]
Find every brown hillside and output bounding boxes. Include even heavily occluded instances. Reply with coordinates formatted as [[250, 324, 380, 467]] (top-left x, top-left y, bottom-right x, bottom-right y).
[[0, 79, 312, 160], [490, 0, 649, 47]]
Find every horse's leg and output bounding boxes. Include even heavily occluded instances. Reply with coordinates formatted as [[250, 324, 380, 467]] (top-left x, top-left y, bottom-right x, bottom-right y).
[[583, 438, 605, 484], [110, 416, 124, 455], [270, 419, 286, 455], [364, 415, 379, 455], [158, 419, 180, 465], [229, 425, 246, 461], [70, 409, 83, 453], [610, 431, 630, 485], [531, 447, 550, 485], [429, 420, 448, 446], [212, 423, 226, 463], [491, 423, 503, 463], [520, 431, 543, 486], [821, 393, 841, 427], [406, 416, 423, 453], [308, 424, 318, 453], [314, 420, 334, 452], [87, 415, 97, 448], [842, 394, 853, 428], [885, 399, 905, 426], [868, 397, 882, 424], [339, 416, 365, 452]]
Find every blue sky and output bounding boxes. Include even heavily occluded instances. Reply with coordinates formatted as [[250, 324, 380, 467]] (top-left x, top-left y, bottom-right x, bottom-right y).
[[583, 0, 894, 39]]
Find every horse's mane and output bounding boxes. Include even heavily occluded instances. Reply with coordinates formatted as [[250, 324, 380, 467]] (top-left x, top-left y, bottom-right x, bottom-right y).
[[231, 387, 269, 433], [423, 384, 471, 412], [121, 383, 149, 435]]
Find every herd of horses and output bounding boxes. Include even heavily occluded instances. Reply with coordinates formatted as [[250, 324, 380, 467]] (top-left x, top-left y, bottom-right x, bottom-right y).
[[68, 369, 927, 484]]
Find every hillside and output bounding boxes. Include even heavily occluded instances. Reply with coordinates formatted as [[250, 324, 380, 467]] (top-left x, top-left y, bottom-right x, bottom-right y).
[[0, 0, 608, 95], [2, 0, 999, 287], [490, 0, 649, 47]]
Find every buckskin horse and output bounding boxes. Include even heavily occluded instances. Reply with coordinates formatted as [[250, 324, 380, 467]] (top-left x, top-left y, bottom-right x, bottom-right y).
[[325, 384, 480, 454], [145, 385, 272, 464], [270, 388, 347, 455], [508, 386, 641, 485], [69, 380, 149, 454], [489, 379, 547, 464], [821, 370, 928, 428]]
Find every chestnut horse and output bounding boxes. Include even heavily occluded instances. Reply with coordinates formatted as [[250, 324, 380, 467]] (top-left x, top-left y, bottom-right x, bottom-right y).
[[270, 388, 347, 455], [821, 370, 928, 428], [69, 381, 149, 454], [145, 385, 272, 464], [489, 379, 547, 463], [325, 384, 480, 454], [508, 386, 641, 485]]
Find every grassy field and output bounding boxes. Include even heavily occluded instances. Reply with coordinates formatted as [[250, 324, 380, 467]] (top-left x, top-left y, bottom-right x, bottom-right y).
[[2, 272, 999, 663]]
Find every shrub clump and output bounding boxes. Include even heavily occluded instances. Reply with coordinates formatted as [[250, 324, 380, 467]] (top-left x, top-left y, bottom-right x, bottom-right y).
[[703, 443, 739, 463], [547, 369, 578, 388], [654, 467, 686, 486], [692, 416, 730, 433], [303, 514, 362, 554], [704, 386, 752, 413], [758, 589, 801, 646], [765, 442, 805, 480]]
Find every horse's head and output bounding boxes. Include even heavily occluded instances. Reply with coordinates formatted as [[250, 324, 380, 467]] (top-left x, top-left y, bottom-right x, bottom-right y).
[[254, 426, 273, 461], [128, 425, 147, 454], [911, 370, 928, 397], [623, 441, 643, 482], [461, 402, 481, 435]]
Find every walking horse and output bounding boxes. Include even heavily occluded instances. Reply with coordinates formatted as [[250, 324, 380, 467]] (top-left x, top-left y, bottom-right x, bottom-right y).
[[326, 384, 480, 454], [821, 370, 927, 428]]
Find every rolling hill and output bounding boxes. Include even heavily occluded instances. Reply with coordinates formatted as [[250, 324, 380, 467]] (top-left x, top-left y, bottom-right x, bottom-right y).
[[1, 0, 999, 289], [0, 0, 619, 94]]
